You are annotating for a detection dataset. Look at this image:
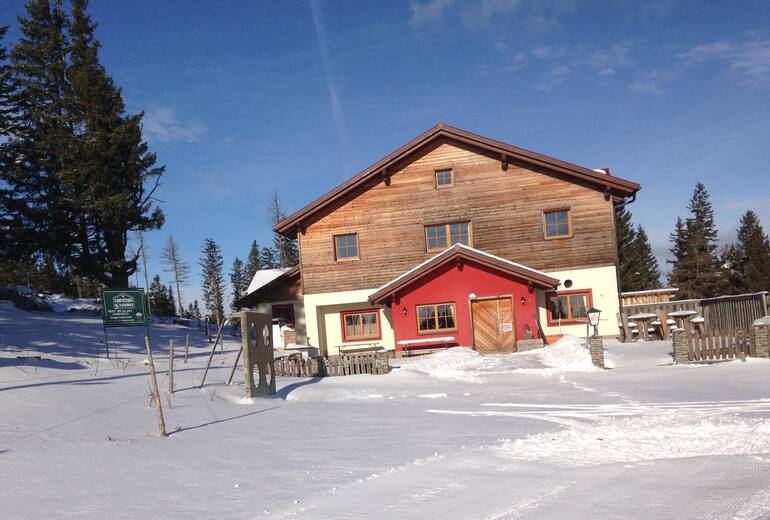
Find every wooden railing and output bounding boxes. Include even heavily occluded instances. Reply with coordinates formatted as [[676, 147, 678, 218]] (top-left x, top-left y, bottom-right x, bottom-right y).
[[619, 292, 768, 342], [272, 351, 390, 378], [688, 329, 753, 362]]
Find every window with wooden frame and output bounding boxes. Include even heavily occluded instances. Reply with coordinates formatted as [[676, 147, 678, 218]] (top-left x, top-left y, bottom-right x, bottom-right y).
[[542, 209, 572, 239], [334, 233, 359, 260], [417, 303, 457, 333], [435, 168, 454, 189], [340, 309, 381, 342], [546, 289, 592, 325], [271, 304, 295, 325], [425, 222, 471, 252]]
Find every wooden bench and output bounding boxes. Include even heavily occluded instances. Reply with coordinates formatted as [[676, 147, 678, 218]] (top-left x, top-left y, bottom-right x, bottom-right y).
[[397, 336, 455, 357]]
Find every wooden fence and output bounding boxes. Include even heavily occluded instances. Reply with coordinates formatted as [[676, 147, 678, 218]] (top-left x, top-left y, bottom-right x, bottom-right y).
[[619, 292, 768, 342], [688, 329, 753, 362], [323, 351, 389, 376], [272, 351, 389, 378], [701, 292, 768, 332]]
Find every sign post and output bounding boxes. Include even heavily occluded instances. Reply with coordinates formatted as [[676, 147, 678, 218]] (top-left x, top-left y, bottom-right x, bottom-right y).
[[101, 288, 150, 358]]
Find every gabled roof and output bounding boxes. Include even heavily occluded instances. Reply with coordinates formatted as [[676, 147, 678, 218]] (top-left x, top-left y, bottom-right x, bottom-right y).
[[237, 266, 300, 308], [275, 123, 641, 236], [368, 244, 559, 305]]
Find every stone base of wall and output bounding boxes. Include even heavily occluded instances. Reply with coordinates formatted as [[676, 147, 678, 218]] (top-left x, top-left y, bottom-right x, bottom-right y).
[[672, 329, 689, 364], [516, 339, 544, 352], [588, 336, 605, 368], [753, 323, 769, 358]]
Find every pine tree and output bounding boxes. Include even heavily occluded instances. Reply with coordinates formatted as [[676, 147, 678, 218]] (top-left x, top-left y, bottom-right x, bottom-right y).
[[148, 274, 174, 316], [269, 192, 298, 267], [192, 299, 202, 320], [1, 0, 164, 288], [615, 206, 637, 291], [259, 246, 277, 270], [230, 257, 248, 311], [668, 183, 720, 299], [199, 238, 225, 324], [734, 210, 770, 293], [245, 240, 261, 279], [160, 236, 190, 316], [630, 226, 661, 290]]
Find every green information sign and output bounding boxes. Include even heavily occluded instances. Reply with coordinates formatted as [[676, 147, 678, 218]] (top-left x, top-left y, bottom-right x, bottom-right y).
[[102, 288, 148, 328]]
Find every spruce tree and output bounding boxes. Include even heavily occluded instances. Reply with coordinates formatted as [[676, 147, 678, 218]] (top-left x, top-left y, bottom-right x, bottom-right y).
[[1, 0, 164, 288], [192, 299, 202, 320], [259, 246, 277, 270], [199, 238, 225, 324], [615, 206, 637, 291], [160, 236, 190, 315], [269, 192, 298, 267], [630, 226, 661, 290], [230, 257, 247, 311], [668, 183, 720, 299], [245, 240, 261, 279], [149, 274, 174, 316], [735, 210, 770, 293]]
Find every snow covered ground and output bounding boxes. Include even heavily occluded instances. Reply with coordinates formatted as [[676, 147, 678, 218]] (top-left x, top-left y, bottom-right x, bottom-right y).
[[2, 303, 770, 519]]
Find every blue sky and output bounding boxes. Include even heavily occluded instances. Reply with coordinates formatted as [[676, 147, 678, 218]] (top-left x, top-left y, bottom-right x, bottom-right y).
[[2, 0, 769, 311]]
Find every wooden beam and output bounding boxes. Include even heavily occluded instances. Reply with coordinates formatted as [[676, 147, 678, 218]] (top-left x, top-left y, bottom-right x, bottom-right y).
[[501, 153, 509, 172]]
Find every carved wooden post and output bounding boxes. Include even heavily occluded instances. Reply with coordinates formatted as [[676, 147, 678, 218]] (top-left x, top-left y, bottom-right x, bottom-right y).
[[240, 312, 258, 398]]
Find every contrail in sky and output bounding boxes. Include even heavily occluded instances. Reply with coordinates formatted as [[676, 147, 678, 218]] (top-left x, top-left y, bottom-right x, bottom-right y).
[[310, 0, 351, 174]]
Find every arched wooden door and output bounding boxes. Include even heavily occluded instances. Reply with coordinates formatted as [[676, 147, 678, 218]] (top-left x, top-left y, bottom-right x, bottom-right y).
[[471, 297, 516, 353]]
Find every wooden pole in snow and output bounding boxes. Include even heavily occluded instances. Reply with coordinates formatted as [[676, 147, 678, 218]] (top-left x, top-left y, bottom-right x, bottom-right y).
[[168, 339, 175, 394], [184, 334, 189, 363], [144, 336, 166, 437], [199, 324, 225, 388]]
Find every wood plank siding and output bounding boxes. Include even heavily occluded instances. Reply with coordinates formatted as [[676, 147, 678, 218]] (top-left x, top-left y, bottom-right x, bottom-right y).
[[257, 276, 303, 303], [300, 139, 618, 295]]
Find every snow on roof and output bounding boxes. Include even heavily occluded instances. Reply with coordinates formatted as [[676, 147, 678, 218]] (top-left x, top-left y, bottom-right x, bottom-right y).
[[754, 316, 770, 326], [245, 268, 292, 297], [621, 288, 679, 296], [372, 243, 555, 294]]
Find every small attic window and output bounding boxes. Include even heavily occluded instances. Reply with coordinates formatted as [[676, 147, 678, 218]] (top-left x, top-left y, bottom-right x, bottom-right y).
[[435, 169, 454, 189]]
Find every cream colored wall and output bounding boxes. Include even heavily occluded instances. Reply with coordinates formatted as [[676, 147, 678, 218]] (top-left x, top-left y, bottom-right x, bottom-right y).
[[537, 264, 620, 338], [252, 299, 306, 344], [304, 289, 395, 356]]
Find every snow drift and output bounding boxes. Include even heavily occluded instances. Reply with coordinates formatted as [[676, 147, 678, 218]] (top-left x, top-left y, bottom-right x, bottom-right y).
[[399, 336, 598, 383]]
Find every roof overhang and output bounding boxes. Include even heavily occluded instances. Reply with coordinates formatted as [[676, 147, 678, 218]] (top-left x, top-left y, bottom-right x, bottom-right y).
[[275, 123, 641, 237], [236, 266, 300, 308], [368, 244, 559, 305]]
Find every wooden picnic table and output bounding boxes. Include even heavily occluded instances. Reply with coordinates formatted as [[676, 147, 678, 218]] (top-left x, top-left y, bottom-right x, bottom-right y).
[[628, 313, 658, 340], [668, 310, 698, 333]]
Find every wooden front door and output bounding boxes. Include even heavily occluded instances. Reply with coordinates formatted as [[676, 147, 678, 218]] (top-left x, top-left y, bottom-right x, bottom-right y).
[[471, 297, 516, 353]]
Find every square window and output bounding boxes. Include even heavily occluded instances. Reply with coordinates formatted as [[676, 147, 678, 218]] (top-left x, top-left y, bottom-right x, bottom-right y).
[[435, 169, 454, 188], [342, 310, 380, 341], [543, 210, 571, 238], [546, 290, 592, 325], [334, 233, 359, 260], [416, 303, 457, 333], [425, 222, 471, 252]]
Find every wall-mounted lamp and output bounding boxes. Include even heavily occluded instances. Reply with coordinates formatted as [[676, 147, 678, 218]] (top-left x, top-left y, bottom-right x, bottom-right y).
[[402, 306, 408, 316], [520, 296, 526, 305], [468, 293, 477, 300]]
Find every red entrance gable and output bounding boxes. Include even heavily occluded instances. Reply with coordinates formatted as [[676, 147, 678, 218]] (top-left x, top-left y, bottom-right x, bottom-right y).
[[369, 244, 559, 352]]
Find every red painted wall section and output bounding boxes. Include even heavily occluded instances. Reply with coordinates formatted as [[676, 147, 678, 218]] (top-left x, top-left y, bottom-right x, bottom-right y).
[[390, 260, 541, 351]]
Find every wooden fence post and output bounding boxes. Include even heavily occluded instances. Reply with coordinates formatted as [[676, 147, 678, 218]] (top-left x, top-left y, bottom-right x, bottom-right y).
[[168, 339, 175, 393], [145, 336, 167, 437], [184, 334, 189, 363]]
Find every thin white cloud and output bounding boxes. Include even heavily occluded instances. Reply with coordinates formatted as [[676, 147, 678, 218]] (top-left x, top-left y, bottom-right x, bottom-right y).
[[310, 0, 351, 173], [142, 107, 204, 143], [681, 38, 770, 86], [514, 43, 632, 89], [628, 69, 677, 94], [410, 0, 457, 26]]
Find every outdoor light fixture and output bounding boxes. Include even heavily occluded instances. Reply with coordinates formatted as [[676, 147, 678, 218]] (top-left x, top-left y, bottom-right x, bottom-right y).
[[587, 307, 601, 337], [402, 306, 407, 315], [520, 296, 526, 305]]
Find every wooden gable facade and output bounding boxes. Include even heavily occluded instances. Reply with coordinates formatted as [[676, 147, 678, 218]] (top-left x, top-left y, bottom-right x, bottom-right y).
[[276, 124, 640, 296]]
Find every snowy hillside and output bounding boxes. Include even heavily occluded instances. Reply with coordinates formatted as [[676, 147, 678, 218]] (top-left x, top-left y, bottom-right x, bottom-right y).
[[2, 304, 770, 519]]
